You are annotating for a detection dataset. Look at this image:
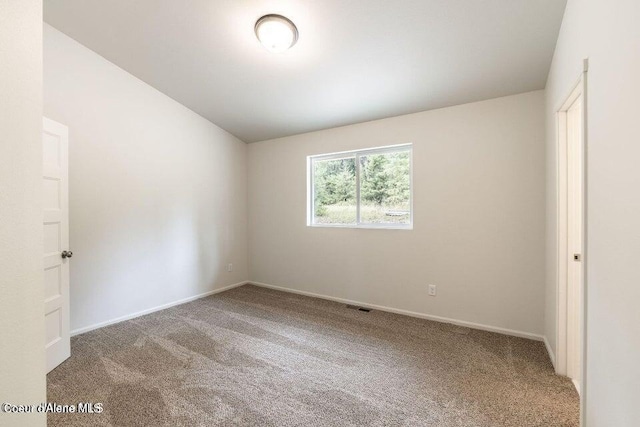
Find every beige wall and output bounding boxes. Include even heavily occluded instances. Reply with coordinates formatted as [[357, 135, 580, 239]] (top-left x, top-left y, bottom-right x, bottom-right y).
[[544, 0, 640, 424], [44, 25, 249, 333], [0, 0, 46, 425], [249, 91, 546, 337]]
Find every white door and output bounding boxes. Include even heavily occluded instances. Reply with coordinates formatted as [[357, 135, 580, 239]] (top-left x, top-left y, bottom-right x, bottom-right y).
[[43, 117, 71, 373], [566, 94, 583, 391]]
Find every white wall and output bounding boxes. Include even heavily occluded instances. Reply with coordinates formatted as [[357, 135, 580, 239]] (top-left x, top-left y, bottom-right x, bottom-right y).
[[248, 91, 546, 337], [44, 25, 248, 333], [544, 0, 640, 425], [0, 1, 46, 425]]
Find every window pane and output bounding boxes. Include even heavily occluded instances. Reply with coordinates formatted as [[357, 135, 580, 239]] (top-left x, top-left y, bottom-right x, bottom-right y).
[[359, 150, 411, 224], [313, 157, 357, 225]]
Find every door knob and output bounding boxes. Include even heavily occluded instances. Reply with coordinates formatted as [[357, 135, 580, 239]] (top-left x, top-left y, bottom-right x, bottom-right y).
[[61, 250, 73, 259]]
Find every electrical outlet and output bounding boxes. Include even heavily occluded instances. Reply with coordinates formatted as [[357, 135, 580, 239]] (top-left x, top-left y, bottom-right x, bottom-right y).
[[428, 284, 436, 296], [227, 263, 233, 272]]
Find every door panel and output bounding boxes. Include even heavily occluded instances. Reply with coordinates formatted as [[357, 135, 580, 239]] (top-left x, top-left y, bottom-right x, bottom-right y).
[[43, 117, 70, 373], [566, 96, 583, 388]]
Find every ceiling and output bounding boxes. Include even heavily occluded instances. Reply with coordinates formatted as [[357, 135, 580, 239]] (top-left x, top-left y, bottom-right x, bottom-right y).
[[44, 0, 567, 143]]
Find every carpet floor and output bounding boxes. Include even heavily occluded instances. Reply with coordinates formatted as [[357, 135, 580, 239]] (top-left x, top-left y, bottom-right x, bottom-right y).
[[47, 284, 579, 426]]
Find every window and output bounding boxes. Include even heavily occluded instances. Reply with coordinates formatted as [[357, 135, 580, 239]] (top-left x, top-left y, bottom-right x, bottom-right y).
[[308, 144, 412, 228]]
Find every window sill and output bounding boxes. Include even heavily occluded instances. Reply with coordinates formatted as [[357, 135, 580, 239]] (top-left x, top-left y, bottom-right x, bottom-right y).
[[308, 223, 413, 230]]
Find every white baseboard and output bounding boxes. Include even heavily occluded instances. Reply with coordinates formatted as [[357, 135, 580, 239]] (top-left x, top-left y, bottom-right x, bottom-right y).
[[70, 281, 248, 337], [572, 378, 581, 396], [248, 281, 544, 342], [544, 335, 557, 368]]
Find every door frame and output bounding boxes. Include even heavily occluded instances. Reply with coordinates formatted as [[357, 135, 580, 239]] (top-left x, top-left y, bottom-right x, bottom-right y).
[[555, 59, 588, 425]]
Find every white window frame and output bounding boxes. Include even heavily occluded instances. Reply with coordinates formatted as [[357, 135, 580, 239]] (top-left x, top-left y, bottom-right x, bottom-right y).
[[307, 143, 413, 229]]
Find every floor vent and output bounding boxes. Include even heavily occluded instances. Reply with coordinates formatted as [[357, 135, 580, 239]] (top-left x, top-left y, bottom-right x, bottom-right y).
[[346, 305, 371, 312], [450, 325, 471, 335]]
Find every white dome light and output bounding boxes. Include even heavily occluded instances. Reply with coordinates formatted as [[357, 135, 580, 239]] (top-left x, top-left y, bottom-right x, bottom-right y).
[[255, 14, 298, 53]]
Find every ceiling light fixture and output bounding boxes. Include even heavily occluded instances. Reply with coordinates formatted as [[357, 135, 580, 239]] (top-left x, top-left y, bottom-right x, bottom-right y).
[[254, 14, 298, 53]]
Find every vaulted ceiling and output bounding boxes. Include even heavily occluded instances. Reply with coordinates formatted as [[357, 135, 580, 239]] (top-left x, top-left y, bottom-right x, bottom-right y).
[[44, 0, 566, 142]]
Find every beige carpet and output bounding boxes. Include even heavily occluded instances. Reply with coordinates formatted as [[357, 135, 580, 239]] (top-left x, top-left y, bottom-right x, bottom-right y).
[[47, 284, 579, 426]]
